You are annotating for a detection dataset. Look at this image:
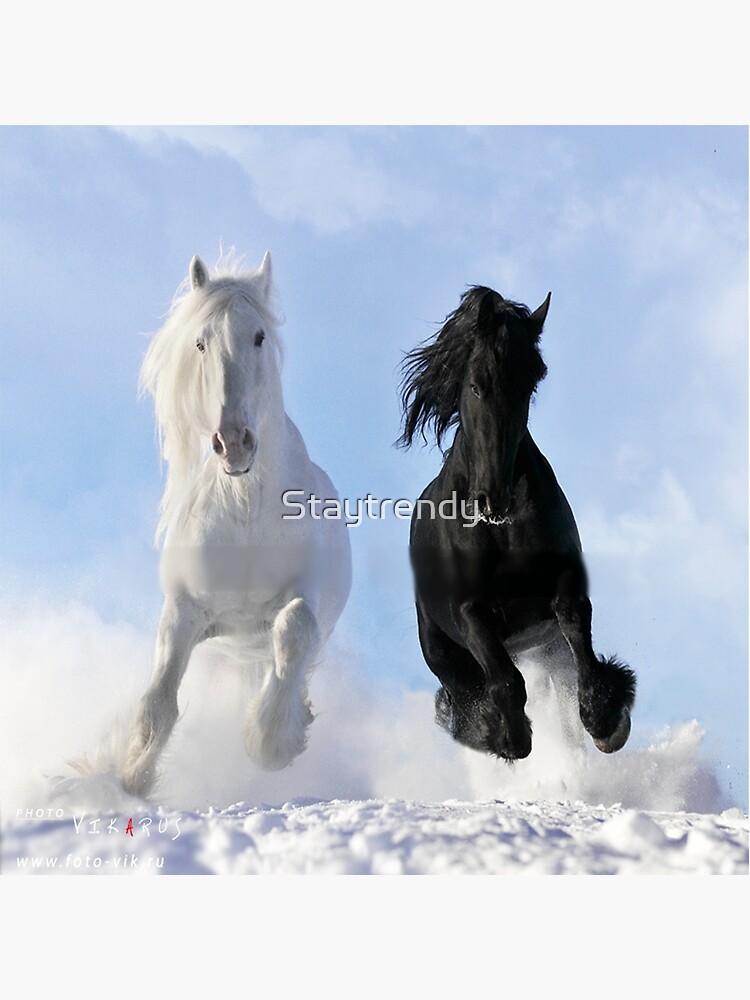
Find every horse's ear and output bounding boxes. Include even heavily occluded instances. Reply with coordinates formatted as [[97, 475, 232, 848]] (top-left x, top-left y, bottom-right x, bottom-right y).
[[257, 251, 273, 298], [529, 292, 551, 337], [189, 255, 209, 290]]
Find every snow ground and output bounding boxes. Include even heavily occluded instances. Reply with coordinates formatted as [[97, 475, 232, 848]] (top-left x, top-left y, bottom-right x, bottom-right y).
[[4, 786, 747, 875], [1, 609, 747, 876]]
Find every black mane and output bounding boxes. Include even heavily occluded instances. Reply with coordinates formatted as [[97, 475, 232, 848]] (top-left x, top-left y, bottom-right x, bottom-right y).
[[397, 286, 547, 449]]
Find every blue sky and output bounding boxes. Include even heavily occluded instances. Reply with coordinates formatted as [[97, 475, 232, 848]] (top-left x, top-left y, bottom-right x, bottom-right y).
[[0, 126, 747, 806]]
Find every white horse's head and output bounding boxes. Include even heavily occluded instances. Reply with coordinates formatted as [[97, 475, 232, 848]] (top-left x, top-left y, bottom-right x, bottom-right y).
[[141, 251, 284, 535], [188, 252, 278, 476]]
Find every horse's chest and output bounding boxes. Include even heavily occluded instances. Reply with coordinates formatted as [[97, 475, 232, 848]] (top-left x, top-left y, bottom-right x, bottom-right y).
[[206, 590, 293, 654]]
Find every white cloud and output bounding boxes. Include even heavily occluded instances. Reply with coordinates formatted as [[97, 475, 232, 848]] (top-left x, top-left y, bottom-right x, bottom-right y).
[[579, 467, 746, 617], [540, 172, 746, 283], [581, 468, 695, 558], [116, 126, 431, 234]]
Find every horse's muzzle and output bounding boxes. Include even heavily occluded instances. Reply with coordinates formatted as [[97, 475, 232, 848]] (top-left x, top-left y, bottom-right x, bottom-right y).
[[473, 491, 513, 525], [212, 428, 257, 476]]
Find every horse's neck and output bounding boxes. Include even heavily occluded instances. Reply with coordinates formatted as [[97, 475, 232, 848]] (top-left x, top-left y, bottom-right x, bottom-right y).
[[442, 426, 533, 492], [439, 430, 470, 493]]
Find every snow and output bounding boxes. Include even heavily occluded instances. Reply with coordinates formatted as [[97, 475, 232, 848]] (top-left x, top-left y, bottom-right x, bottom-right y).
[[1, 609, 747, 876], [4, 789, 747, 875]]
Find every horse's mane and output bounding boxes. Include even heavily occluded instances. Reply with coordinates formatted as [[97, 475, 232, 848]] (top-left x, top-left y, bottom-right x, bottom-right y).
[[397, 286, 547, 449], [140, 252, 283, 542]]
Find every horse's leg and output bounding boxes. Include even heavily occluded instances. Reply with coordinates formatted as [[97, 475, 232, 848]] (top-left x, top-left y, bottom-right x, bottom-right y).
[[552, 571, 636, 753], [244, 596, 319, 770], [121, 595, 206, 796], [416, 600, 502, 754], [454, 599, 533, 759]]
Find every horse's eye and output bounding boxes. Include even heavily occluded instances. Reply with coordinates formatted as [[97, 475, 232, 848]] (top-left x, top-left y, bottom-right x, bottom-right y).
[[196, 340, 206, 354], [254, 330, 265, 347], [470, 383, 480, 398]]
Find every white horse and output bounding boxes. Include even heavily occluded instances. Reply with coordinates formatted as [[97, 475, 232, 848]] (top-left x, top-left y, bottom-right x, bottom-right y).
[[121, 252, 351, 797]]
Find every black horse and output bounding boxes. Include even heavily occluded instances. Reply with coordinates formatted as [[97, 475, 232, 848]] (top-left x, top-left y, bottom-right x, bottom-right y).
[[399, 286, 635, 761]]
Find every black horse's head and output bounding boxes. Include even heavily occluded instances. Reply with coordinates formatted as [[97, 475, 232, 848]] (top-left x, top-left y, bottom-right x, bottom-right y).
[[459, 288, 550, 520], [399, 286, 551, 520]]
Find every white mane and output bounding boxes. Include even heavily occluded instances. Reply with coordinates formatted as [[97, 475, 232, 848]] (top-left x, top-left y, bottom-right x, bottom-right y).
[[140, 253, 284, 542]]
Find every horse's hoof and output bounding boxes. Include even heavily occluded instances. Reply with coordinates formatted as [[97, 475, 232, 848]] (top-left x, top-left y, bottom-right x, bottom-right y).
[[593, 708, 631, 753]]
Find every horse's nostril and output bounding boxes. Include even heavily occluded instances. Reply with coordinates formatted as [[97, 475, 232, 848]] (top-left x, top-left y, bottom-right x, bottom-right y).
[[241, 427, 255, 451], [212, 432, 225, 456]]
